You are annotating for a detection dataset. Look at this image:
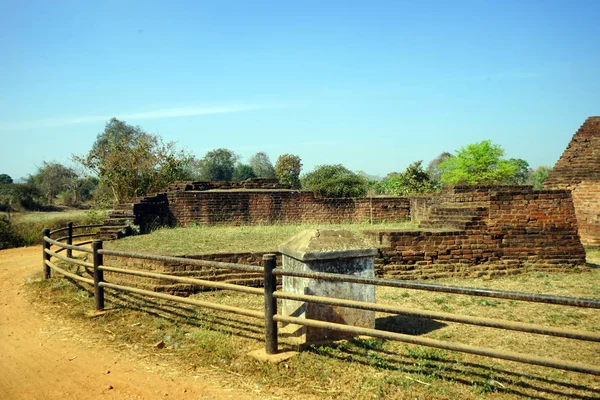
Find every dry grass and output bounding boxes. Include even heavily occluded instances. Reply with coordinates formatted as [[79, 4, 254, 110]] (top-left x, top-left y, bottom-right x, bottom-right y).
[[2, 209, 106, 246], [106, 221, 418, 255], [27, 246, 600, 399]]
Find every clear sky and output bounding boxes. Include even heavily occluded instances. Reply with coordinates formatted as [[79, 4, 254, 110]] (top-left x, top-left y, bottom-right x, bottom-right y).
[[1, 0, 599, 180]]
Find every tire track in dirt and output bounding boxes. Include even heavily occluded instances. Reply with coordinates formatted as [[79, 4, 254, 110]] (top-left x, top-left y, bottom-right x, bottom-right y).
[[0, 246, 259, 400]]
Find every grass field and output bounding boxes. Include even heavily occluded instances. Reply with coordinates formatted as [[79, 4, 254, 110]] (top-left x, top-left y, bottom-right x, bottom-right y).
[[106, 221, 418, 255], [28, 223, 600, 399]]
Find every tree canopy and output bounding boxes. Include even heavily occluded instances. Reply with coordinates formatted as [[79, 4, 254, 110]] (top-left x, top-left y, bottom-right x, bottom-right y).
[[301, 164, 367, 198], [439, 140, 523, 185], [248, 152, 276, 178], [232, 164, 256, 181], [427, 152, 452, 187], [275, 154, 302, 188], [378, 161, 435, 196], [74, 118, 189, 203], [528, 165, 551, 189], [0, 174, 13, 184], [28, 162, 77, 204], [198, 148, 239, 181]]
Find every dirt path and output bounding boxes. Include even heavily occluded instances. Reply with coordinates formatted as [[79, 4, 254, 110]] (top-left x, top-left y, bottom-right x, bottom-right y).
[[0, 246, 259, 400]]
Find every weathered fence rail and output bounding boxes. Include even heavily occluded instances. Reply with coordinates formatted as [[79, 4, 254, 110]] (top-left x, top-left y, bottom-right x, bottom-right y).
[[42, 223, 600, 377]]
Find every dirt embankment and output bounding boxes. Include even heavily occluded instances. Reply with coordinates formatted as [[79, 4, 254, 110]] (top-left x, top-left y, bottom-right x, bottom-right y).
[[0, 246, 258, 400]]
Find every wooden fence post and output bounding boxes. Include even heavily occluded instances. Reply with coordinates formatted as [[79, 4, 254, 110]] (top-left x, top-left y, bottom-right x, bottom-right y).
[[93, 240, 105, 311], [66, 221, 73, 258], [263, 253, 278, 354], [42, 228, 51, 279]]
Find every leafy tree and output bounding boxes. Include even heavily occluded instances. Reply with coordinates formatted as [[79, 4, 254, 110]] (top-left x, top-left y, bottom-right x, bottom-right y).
[[198, 148, 239, 181], [248, 152, 276, 178], [232, 164, 256, 181], [427, 152, 451, 187], [0, 182, 43, 210], [0, 174, 13, 184], [379, 161, 435, 196], [356, 171, 382, 196], [178, 157, 204, 181], [275, 154, 302, 188], [528, 165, 551, 189], [301, 164, 367, 198], [28, 162, 78, 204], [439, 140, 521, 185], [58, 176, 99, 206], [75, 118, 189, 203], [507, 158, 530, 185]]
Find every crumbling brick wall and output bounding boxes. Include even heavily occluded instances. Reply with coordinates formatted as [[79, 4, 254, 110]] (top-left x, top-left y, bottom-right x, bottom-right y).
[[366, 186, 586, 280], [544, 117, 600, 246], [166, 189, 411, 226]]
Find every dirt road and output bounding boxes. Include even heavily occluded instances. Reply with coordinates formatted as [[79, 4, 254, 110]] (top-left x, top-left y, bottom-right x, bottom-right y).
[[0, 246, 257, 400]]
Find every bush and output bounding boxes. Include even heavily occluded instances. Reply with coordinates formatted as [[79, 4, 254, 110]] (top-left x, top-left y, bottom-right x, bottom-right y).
[[0, 183, 43, 211], [0, 216, 25, 250], [301, 164, 367, 198], [378, 161, 435, 196]]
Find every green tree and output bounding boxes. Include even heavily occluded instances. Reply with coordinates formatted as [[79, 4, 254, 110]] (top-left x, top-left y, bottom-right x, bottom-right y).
[[29, 162, 78, 205], [0, 182, 43, 210], [301, 164, 367, 198], [427, 152, 451, 187], [0, 174, 13, 184], [379, 161, 435, 196], [198, 148, 239, 181], [232, 164, 256, 181], [439, 140, 521, 185], [74, 118, 189, 203], [275, 154, 302, 188], [248, 152, 276, 178], [528, 165, 551, 189], [507, 158, 530, 185]]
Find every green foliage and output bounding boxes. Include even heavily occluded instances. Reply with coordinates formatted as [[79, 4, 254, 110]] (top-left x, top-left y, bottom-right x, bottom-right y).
[[274, 154, 302, 188], [0, 174, 13, 184], [198, 148, 239, 181], [232, 164, 256, 181], [0, 215, 25, 249], [507, 158, 530, 185], [74, 118, 189, 203], [177, 157, 204, 181], [0, 182, 43, 211], [439, 140, 524, 185], [248, 152, 276, 178], [378, 161, 435, 196], [301, 164, 367, 198], [528, 165, 551, 189], [427, 152, 451, 187], [28, 161, 78, 205]]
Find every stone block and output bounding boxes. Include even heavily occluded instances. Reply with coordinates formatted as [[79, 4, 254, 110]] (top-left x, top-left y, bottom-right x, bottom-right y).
[[279, 229, 376, 344]]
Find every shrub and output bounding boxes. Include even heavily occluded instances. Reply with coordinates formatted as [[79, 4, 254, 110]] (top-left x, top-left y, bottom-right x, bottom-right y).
[[0, 216, 25, 250], [301, 164, 367, 198]]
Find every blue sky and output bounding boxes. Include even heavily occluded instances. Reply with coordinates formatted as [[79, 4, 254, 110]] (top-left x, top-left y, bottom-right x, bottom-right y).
[[1, 0, 598, 180]]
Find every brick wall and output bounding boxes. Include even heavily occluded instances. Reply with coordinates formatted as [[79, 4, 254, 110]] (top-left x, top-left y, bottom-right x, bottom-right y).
[[167, 190, 410, 226], [544, 117, 600, 246], [365, 186, 587, 280]]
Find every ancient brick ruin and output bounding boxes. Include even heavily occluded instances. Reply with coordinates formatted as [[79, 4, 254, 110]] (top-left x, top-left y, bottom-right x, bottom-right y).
[[544, 117, 600, 247], [367, 185, 586, 279], [99, 179, 587, 293], [97, 179, 412, 240]]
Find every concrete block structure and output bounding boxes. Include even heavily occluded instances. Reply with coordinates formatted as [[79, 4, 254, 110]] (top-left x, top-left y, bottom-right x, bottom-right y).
[[278, 229, 376, 343]]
